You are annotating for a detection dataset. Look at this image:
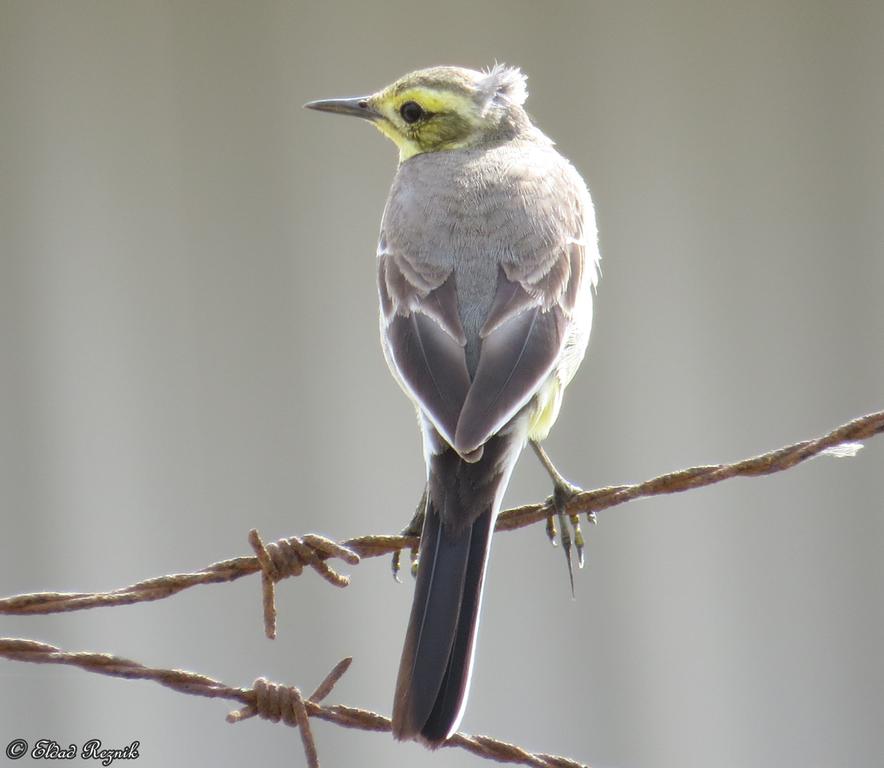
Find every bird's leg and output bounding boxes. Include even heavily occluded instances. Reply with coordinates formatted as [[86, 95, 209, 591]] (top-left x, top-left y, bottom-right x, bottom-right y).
[[530, 441, 593, 594], [392, 485, 427, 582]]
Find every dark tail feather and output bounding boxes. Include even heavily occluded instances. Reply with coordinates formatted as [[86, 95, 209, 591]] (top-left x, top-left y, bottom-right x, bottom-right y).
[[392, 431, 520, 745], [421, 504, 493, 742]]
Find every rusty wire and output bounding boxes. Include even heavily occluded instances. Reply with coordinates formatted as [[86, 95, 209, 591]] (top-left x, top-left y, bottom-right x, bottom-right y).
[[0, 639, 587, 768], [0, 410, 881, 766], [1, 410, 880, 624]]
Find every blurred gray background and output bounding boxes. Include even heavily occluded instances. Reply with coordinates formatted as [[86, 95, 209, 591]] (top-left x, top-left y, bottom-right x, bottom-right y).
[[1, 2, 882, 767]]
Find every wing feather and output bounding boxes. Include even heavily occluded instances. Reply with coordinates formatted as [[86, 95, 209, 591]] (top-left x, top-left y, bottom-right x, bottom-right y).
[[379, 252, 470, 446], [454, 303, 566, 455], [386, 312, 471, 446], [378, 144, 598, 458]]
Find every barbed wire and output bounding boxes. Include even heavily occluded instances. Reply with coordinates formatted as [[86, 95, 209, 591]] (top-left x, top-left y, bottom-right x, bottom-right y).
[[0, 638, 587, 768], [1, 410, 880, 632], [1, 409, 881, 766]]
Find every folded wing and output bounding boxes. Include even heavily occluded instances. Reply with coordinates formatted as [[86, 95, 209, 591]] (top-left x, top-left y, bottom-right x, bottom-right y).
[[380, 234, 585, 458]]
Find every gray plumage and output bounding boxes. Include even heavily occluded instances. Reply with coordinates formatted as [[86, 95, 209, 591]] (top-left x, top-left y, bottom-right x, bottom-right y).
[[306, 64, 600, 746], [379, 134, 596, 456]]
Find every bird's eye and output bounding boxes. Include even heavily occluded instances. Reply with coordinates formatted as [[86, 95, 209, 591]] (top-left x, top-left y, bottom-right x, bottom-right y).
[[399, 101, 424, 124]]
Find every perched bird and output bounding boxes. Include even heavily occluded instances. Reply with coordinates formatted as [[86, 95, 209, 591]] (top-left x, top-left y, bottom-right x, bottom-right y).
[[306, 64, 600, 745]]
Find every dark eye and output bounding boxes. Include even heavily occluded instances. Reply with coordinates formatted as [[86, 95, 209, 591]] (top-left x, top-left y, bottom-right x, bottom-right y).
[[399, 101, 424, 124]]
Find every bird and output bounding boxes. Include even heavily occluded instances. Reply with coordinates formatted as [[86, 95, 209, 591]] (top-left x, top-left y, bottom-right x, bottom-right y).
[[305, 64, 600, 746]]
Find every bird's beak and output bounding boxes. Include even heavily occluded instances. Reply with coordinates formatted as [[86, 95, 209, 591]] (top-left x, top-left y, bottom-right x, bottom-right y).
[[303, 96, 380, 121]]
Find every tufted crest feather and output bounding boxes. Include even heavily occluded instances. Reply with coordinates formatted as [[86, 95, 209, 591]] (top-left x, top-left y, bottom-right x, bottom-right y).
[[478, 63, 528, 110]]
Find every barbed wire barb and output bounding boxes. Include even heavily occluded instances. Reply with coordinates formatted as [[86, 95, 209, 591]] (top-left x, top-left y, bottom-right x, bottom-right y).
[[0, 638, 587, 768], [1, 410, 880, 622], [0, 410, 881, 765]]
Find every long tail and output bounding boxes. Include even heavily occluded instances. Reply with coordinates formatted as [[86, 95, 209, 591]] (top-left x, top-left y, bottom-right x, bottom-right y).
[[392, 430, 522, 745]]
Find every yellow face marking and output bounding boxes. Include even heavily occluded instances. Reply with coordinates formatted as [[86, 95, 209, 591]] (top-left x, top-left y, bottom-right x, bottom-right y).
[[394, 89, 479, 118], [371, 120, 422, 160], [369, 86, 483, 161]]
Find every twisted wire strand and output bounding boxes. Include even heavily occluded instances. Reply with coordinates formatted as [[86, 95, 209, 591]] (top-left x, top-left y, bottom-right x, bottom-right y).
[[0, 411, 880, 766], [1, 410, 879, 619], [0, 639, 587, 768]]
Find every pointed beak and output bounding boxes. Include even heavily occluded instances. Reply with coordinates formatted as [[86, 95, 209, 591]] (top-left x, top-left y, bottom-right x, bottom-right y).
[[303, 96, 380, 121]]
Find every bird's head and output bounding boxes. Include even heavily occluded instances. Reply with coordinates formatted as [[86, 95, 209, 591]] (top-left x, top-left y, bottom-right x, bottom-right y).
[[305, 65, 531, 161]]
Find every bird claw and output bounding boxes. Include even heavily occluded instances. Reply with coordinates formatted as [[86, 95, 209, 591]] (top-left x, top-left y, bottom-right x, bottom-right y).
[[571, 514, 585, 569], [548, 479, 589, 596], [392, 488, 427, 582], [545, 512, 558, 545], [391, 538, 422, 582], [392, 549, 402, 583], [530, 440, 594, 592]]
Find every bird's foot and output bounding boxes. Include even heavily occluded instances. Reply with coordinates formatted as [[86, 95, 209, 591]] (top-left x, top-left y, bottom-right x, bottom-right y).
[[531, 440, 595, 596], [545, 478, 591, 596], [392, 488, 426, 582]]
